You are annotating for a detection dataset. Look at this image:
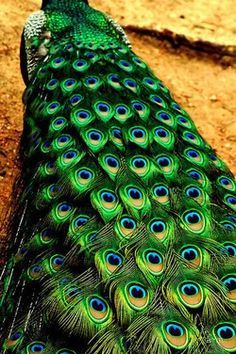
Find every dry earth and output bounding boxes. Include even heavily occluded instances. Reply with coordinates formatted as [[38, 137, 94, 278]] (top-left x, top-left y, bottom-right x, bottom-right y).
[[0, 0, 235, 257]]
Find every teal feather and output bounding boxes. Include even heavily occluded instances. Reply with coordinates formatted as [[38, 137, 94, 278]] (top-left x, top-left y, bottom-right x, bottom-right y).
[[0, 0, 236, 353]]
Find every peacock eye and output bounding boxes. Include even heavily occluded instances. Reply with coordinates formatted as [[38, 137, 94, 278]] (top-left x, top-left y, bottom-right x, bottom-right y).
[[155, 128, 168, 138], [121, 217, 136, 229], [105, 156, 119, 168], [28, 342, 46, 352], [216, 325, 235, 339], [180, 283, 199, 296], [157, 156, 171, 167], [112, 128, 122, 139], [186, 187, 201, 198], [223, 276, 236, 289], [132, 157, 147, 168], [154, 185, 169, 197], [133, 102, 144, 111], [88, 296, 110, 323], [70, 94, 82, 106], [52, 256, 64, 266], [158, 112, 171, 121], [150, 220, 166, 233], [145, 251, 162, 264], [181, 247, 198, 261], [126, 283, 149, 310], [166, 323, 184, 336], [88, 131, 102, 141], [63, 151, 77, 159], [131, 128, 145, 139], [77, 169, 93, 180], [127, 187, 142, 200], [106, 252, 122, 266], [223, 243, 236, 256], [10, 331, 23, 340], [183, 210, 204, 232], [74, 216, 89, 228], [214, 323, 236, 351], [90, 298, 107, 312], [58, 203, 72, 213], [101, 191, 116, 203]]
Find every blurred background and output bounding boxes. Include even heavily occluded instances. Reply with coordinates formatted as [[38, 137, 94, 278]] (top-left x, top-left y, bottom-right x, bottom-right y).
[[0, 0, 235, 235]]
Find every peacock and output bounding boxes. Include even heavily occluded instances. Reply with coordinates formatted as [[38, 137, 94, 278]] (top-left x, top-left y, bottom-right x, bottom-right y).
[[0, 0, 235, 352]]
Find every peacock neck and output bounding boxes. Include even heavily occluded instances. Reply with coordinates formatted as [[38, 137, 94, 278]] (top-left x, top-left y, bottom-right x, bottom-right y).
[[42, 0, 89, 9]]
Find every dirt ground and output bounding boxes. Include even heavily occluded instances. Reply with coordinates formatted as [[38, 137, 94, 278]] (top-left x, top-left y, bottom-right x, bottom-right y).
[[0, 0, 235, 251]]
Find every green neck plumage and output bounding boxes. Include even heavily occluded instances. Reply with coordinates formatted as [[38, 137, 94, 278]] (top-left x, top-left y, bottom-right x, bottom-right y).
[[42, 0, 89, 9]]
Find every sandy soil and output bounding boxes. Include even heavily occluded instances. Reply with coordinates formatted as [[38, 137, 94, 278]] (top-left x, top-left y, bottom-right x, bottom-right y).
[[0, 0, 235, 255]]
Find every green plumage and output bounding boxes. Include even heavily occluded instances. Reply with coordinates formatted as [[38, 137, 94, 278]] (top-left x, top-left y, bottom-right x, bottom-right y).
[[0, 0, 236, 353]]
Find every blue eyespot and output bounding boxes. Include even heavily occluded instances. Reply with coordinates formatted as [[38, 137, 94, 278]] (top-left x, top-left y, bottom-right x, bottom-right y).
[[223, 243, 236, 256], [216, 325, 235, 339], [90, 297, 107, 312], [144, 77, 155, 86], [128, 188, 142, 199], [111, 128, 122, 139], [119, 60, 132, 68], [131, 128, 145, 138], [30, 343, 46, 352], [129, 285, 147, 298], [185, 132, 195, 140], [105, 156, 119, 168], [106, 253, 122, 266], [155, 128, 169, 138], [97, 103, 110, 112], [158, 112, 171, 121], [76, 110, 90, 120], [181, 247, 199, 261], [146, 251, 162, 264], [188, 170, 202, 181], [86, 51, 95, 59], [166, 323, 184, 336], [101, 192, 116, 203], [89, 131, 102, 141], [74, 216, 89, 228], [150, 95, 163, 104], [132, 157, 147, 168], [172, 103, 182, 112], [223, 276, 236, 291], [58, 203, 72, 213], [121, 217, 136, 229], [58, 135, 69, 144], [70, 95, 82, 105], [52, 256, 64, 266], [74, 59, 86, 67], [178, 116, 187, 124], [116, 106, 128, 115], [187, 149, 199, 159], [55, 118, 65, 126], [124, 79, 137, 88], [181, 283, 199, 296], [108, 74, 120, 83], [86, 77, 98, 85], [63, 151, 77, 159], [226, 196, 236, 205], [32, 265, 43, 273], [184, 211, 201, 224], [132, 102, 143, 111], [150, 220, 166, 233], [64, 79, 76, 87], [78, 169, 93, 180], [10, 331, 22, 340], [154, 185, 169, 197], [186, 187, 201, 198], [157, 157, 171, 167], [222, 222, 235, 231]]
